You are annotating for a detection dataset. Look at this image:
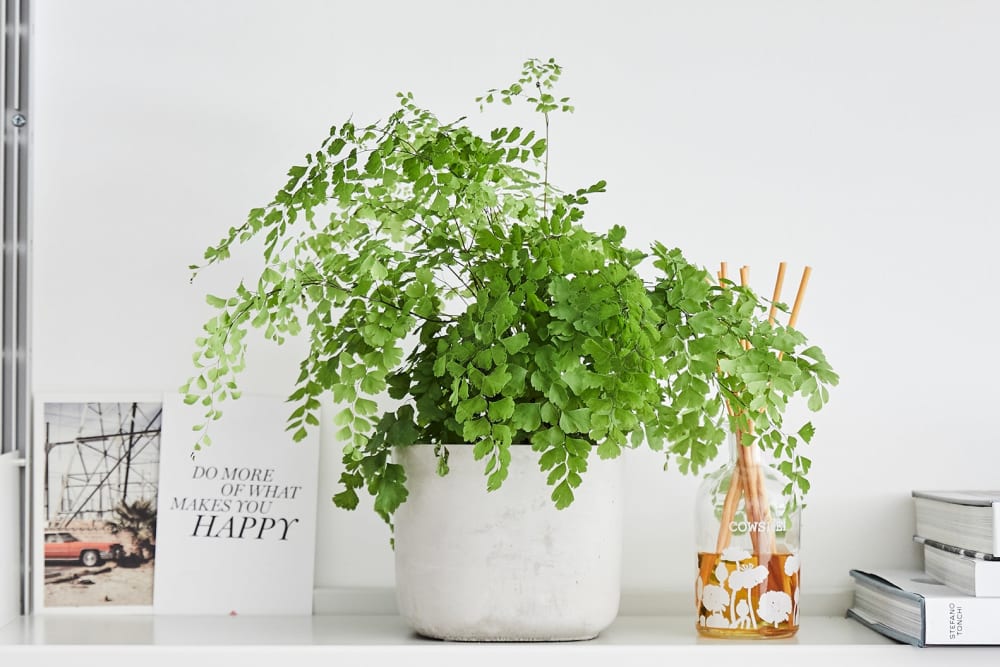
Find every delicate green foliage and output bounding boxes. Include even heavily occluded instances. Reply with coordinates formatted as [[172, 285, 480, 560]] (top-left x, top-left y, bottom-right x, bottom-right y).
[[186, 58, 838, 527], [647, 243, 839, 502]]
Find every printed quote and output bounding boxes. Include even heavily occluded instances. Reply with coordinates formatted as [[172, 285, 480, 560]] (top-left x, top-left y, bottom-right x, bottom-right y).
[[171, 465, 302, 540]]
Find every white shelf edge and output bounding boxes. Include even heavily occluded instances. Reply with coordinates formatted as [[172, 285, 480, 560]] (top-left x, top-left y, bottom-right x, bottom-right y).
[[312, 585, 856, 617], [2, 614, 998, 658], [2, 614, 999, 667]]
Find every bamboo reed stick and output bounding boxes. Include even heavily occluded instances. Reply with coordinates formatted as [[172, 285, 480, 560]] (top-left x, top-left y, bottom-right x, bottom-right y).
[[776, 265, 811, 363], [715, 464, 742, 552], [787, 266, 812, 329], [768, 262, 787, 325], [709, 261, 812, 619], [739, 266, 751, 351], [737, 429, 761, 553], [713, 262, 811, 563], [759, 464, 778, 554], [736, 262, 758, 546]]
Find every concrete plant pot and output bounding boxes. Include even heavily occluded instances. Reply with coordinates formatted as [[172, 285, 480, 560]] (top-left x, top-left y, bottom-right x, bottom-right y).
[[392, 444, 624, 641]]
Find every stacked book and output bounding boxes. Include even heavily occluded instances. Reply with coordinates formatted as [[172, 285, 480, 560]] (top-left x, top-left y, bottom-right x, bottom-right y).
[[847, 490, 1000, 646]]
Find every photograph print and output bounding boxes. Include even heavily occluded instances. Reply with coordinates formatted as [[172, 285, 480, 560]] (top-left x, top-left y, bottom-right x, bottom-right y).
[[36, 400, 161, 610]]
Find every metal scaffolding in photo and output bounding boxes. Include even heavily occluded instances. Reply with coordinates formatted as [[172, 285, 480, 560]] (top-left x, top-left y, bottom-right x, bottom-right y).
[[43, 402, 161, 527]]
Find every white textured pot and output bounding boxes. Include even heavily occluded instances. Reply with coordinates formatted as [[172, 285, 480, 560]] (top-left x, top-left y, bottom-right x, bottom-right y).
[[392, 444, 624, 641]]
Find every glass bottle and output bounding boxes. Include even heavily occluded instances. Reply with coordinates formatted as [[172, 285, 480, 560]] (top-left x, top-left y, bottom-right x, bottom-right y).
[[694, 431, 801, 638]]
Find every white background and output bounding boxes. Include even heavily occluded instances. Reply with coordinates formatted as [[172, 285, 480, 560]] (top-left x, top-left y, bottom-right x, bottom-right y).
[[29, 0, 1000, 602]]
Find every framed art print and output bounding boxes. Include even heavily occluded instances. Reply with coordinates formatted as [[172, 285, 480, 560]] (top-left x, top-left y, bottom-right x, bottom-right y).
[[32, 398, 162, 613]]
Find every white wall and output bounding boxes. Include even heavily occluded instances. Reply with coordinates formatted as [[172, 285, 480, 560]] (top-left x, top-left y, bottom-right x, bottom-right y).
[[30, 0, 1000, 601]]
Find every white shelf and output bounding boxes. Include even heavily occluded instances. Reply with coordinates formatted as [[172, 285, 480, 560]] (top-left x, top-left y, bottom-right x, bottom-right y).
[[2, 614, 998, 666]]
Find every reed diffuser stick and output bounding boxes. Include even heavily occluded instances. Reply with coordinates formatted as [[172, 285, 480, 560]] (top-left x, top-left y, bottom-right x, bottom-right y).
[[788, 266, 811, 329], [714, 263, 807, 561], [736, 428, 762, 553], [714, 260, 747, 552], [715, 463, 742, 552], [739, 266, 751, 351], [736, 267, 762, 551], [768, 262, 787, 325]]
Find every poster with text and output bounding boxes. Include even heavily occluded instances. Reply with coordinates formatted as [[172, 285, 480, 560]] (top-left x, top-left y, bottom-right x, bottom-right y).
[[154, 394, 319, 615]]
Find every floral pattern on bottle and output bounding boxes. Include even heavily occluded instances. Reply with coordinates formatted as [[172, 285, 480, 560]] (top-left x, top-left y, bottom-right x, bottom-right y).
[[694, 431, 802, 639], [695, 548, 799, 637]]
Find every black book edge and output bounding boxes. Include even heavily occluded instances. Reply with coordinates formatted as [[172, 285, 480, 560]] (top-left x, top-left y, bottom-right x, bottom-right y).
[[914, 535, 1000, 561], [848, 569, 927, 647]]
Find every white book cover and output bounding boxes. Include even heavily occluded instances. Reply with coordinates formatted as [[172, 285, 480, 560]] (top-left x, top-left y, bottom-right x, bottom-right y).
[[154, 394, 319, 615], [849, 569, 1000, 646]]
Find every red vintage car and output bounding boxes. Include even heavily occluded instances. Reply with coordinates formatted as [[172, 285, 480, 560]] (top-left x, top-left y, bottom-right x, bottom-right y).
[[44, 531, 122, 567]]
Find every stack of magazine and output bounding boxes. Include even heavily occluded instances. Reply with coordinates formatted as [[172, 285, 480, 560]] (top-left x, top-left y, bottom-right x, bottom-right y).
[[847, 490, 1000, 646]]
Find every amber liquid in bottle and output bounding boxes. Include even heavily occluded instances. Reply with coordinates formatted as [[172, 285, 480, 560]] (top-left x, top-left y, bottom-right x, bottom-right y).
[[696, 551, 800, 639]]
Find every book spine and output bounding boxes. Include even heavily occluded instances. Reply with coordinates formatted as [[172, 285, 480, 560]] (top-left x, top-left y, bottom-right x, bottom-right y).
[[925, 596, 1000, 644], [994, 503, 1000, 555]]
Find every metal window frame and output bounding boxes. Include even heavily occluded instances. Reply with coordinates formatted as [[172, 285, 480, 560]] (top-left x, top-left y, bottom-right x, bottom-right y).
[[2, 0, 30, 615]]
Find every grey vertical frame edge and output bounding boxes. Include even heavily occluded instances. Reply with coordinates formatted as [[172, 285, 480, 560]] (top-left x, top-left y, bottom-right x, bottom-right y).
[[2, 0, 31, 615]]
